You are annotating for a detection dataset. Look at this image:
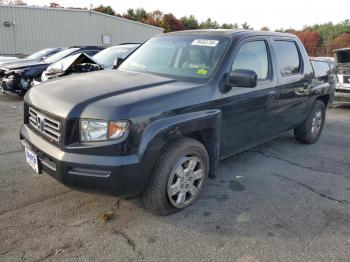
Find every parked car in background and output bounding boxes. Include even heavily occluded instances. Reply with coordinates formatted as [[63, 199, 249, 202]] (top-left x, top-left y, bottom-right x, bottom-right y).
[[334, 48, 350, 102], [21, 30, 334, 215], [41, 44, 140, 82], [0, 48, 63, 69], [310, 57, 336, 105], [1, 46, 103, 96], [0, 56, 19, 62], [93, 44, 140, 68]]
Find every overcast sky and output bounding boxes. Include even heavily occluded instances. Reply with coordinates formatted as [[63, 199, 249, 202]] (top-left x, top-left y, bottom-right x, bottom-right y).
[[25, 0, 350, 30]]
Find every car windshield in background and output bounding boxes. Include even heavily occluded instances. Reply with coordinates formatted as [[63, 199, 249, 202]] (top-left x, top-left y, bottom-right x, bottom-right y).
[[93, 45, 139, 67], [44, 48, 79, 63], [119, 36, 231, 81], [26, 48, 53, 60], [311, 60, 330, 77]]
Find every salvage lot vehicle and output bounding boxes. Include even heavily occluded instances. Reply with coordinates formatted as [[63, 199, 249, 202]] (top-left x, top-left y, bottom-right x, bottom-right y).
[[20, 30, 334, 215], [334, 48, 350, 102], [0, 56, 18, 63], [1, 46, 103, 96], [40, 44, 140, 82], [0, 48, 63, 70]]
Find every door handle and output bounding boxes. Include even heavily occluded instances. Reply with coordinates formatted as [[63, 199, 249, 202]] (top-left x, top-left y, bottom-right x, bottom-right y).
[[268, 90, 276, 100]]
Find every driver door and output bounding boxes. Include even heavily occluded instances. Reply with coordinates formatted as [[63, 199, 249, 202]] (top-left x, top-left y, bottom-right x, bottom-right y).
[[220, 37, 278, 157]]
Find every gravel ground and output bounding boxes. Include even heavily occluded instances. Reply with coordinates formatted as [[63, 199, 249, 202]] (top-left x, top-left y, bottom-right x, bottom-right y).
[[1, 93, 350, 262]]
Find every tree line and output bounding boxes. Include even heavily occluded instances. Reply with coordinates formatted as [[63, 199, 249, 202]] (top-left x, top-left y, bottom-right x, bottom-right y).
[[93, 5, 350, 56], [3, 1, 350, 56]]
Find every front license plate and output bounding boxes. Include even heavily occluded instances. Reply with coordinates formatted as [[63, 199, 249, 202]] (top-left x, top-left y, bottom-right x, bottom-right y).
[[25, 147, 40, 174]]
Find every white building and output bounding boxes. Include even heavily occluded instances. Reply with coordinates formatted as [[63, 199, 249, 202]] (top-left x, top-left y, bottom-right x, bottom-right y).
[[0, 5, 163, 55]]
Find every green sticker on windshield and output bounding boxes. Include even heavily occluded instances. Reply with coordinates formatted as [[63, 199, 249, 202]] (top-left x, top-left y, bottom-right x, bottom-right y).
[[197, 68, 208, 75]]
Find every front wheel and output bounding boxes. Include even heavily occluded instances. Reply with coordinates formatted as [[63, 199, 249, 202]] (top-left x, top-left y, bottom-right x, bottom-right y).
[[143, 138, 209, 216], [294, 100, 326, 144]]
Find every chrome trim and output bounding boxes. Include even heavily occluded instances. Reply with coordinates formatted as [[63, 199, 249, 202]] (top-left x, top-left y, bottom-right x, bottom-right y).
[[28, 107, 61, 142], [68, 168, 111, 178]]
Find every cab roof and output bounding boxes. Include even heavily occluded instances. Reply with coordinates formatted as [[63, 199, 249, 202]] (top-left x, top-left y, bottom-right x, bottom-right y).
[[164, 29, 296, 38]]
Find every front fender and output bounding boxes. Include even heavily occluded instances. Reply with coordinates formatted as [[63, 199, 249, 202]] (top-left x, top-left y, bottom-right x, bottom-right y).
[[138, 109, 222, 178]]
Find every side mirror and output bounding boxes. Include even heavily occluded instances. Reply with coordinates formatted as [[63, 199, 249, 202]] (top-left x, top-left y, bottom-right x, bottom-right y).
[[226, 69, 257, 88], [112, 57, 124, 69], [41, 56, 48, 61]]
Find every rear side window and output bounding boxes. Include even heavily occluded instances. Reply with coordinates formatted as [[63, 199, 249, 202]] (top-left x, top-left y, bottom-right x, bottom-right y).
[[231, 41, 269, 80], [311, 60, 330, 77], [274, 41, 301, 76]]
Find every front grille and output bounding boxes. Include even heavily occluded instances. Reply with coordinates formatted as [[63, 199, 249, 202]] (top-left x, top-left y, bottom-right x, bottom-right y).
[[29, 107, 61, 142]]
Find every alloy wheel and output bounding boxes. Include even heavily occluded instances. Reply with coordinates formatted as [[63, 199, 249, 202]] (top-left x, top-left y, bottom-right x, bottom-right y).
[[167, 156, 205, 208]]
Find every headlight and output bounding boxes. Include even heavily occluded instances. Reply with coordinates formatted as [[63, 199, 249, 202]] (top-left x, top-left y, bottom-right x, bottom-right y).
[[41, 72, 48, 82], [80, 120, 128, 142], [20, 77, 33, 89]]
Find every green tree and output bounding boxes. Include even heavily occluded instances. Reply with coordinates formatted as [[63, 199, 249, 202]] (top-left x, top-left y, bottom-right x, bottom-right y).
[[241, 22, 253, 30], [221, 23, 238, 29], [93, 5, 115, 16], [134, 8, 148, 21], [200, 18, 220, 29], [180, 15, 199, 30]]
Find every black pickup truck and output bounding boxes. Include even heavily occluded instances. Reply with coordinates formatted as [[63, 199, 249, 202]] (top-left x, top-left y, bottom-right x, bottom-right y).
[[20, 30, 333, 215]]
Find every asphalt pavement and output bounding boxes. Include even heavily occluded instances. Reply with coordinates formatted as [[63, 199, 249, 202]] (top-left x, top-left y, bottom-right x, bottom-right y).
[[1, 93, 350, 262]]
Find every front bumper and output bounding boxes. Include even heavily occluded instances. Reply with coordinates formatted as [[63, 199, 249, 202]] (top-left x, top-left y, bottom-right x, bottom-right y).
[[20, 124, 158, 196], [335, 90, 350, 102], [335, 83, 350, 102]]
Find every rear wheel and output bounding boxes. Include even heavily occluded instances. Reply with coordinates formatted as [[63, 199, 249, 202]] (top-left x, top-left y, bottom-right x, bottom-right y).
[[294, 100, 326, 144], [144, 138, 209, 215]]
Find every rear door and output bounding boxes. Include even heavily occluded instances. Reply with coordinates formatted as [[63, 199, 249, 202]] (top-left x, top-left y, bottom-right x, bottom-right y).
[[220, 36, 278, 157], [271, 38, 311, 133]]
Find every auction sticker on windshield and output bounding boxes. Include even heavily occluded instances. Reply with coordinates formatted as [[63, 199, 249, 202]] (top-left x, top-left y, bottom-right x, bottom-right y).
[[191, 39, 219, 47], [25, 147, 39, 173]]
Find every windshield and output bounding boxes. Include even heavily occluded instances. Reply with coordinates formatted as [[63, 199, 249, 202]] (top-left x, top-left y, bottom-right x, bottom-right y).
[[44, 48, 79, 63], [119, 36, 230, 81], [27, 48, 52, 60], [93, 45, 139, 67]]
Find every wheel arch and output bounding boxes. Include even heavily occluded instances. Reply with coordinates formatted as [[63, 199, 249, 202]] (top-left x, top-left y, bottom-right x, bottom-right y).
[[316, 94, 330, 107], [138, 110, 222, 179]]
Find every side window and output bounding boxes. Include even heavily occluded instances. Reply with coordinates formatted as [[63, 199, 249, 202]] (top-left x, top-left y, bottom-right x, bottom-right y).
[[274, 41, 301, 76], [311, 60, 330, 77], [232, 41, 269, 80]]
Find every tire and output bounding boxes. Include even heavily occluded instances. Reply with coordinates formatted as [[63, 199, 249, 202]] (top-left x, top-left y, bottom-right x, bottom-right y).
[[144, 137, 209, 216], [294, 100, 326, 144]]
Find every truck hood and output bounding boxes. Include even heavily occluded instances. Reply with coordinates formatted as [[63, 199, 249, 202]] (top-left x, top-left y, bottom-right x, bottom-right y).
[[25, 70, 201, 119]]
